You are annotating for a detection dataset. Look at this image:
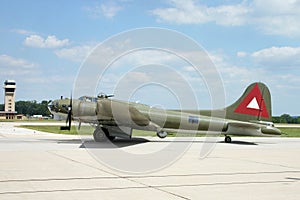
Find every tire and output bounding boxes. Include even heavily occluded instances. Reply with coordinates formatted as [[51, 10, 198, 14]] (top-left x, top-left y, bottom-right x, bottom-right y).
[[93, 127, 115, 142], [157, 131, 168, 139], [93, 127, 107, 142], [225, 136, 232, 143], [102, 127, 115, 141]]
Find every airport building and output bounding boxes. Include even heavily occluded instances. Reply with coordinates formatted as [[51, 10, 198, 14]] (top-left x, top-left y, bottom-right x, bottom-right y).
[[0, 80, 19, 120]]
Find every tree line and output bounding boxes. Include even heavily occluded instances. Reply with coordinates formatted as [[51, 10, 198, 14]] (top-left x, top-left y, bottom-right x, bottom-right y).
[[0, 100, 51, 116], [272, 114, 300, 124]]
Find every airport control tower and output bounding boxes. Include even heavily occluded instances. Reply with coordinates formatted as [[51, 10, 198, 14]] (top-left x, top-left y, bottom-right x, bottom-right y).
[[3, 80, 16, 112]]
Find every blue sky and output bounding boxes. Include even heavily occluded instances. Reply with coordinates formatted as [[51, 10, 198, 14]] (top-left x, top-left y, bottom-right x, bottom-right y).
[[0, 0, 300, 115]]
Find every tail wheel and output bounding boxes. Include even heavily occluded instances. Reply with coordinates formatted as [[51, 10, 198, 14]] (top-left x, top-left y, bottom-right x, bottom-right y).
[[225, 135, 232, 143], [157, 131, 168, 139]]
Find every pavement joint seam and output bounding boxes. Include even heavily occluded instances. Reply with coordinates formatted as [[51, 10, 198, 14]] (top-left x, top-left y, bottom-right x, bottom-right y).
[[0, 179, 296, 196], [47, 151, 191, 200], [1, 170, 300, 183], [224, 157, 300, 170]]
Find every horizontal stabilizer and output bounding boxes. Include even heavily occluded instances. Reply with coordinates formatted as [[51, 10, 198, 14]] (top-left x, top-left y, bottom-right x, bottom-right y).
[[227, 122, 261, 129]]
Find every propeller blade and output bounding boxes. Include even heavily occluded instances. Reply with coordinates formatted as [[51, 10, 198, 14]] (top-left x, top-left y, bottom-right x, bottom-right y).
[[68, 111, 71, 130], [69, 93, 72, 109], [62, 92, 72, 131], [68, 93, 73, 130], [61, 111, 72, 131], [78, 121, 81, 130], [66, 112, 69, 124]]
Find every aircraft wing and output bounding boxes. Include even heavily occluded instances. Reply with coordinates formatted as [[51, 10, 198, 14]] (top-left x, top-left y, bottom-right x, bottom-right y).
[[128, 106, 150, 126]]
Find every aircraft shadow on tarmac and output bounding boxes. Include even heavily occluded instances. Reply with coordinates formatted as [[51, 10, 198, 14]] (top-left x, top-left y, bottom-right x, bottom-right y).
[[150, 139, 258, 146], [52, 137, 258, 149], [218, 140, 258, 145], [80, 137, 150, 149]]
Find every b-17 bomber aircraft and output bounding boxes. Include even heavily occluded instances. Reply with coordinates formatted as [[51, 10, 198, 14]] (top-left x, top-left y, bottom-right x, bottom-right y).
[[48, 82, 281, 143]]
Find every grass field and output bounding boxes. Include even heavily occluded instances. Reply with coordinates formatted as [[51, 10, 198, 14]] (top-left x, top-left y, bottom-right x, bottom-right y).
[[19, 125, 300, 137], [0, 119, 61, 122], [20, 125, 93, 135], [278, 128, 300, 137]]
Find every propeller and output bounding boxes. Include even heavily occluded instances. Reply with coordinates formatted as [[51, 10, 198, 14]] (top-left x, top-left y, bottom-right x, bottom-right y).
[[60, 94, 72, 131]]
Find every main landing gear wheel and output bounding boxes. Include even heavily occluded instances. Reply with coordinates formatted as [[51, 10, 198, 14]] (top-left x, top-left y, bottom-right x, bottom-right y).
[[224, 135, 232, 143], [157, 131, 168, 139], [93, 127, 115, 142]]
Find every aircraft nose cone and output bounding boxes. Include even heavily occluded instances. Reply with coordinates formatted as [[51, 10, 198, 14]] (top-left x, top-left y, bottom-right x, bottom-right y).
[[48, 101, 57, 114]]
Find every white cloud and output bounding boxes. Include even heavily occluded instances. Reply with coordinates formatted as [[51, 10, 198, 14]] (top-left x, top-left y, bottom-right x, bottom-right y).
[[0, 54, 74, 101], [11, 29, 35, 35], [122, 71, 151, 83], [251, 46, 300, 67], [55, 45, 94, 62], [24, 35, 69, 48], [23, 74, 74, 84], [183, 66, 196, 72], [207, 49, 300, 115], [151, 0, 249, 25], [151, 0, 209, 24], [208, 52, 257, 82], [251, 0, 300, 37], [237, 51, 247, 57], [152, 0, 300, 37], [113, 50, 182, 67], [101, 2, 123, 18], [0, 54, 37, 75], [0, 54, 36, 68], [252, 46, 300, 58], [212, 47, 300, 84], [208, 4, 250, 26], [84, 2, 123, 19]]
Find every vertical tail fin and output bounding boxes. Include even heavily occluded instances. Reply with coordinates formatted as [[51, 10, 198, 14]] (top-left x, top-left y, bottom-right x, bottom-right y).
[[225, 82, 272, 122]]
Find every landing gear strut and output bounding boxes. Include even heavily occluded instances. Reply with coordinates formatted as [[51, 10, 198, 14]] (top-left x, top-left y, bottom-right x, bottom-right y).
[[224, 135, 232, 143], [93, 126, 115, 142]]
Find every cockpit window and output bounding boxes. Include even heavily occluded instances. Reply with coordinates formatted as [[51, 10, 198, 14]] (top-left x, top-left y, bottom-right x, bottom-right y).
[[79, 96, 97, 102]]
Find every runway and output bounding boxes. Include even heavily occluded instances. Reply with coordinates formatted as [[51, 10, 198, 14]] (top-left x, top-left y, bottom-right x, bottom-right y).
[[0, 122, 299, 200]]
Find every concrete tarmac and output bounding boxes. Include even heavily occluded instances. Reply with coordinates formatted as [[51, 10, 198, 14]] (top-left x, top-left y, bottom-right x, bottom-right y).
[[0, 122, 299, 200]]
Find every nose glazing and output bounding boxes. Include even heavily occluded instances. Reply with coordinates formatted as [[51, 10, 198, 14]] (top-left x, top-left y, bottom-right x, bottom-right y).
[[48, 101, 58, 113]]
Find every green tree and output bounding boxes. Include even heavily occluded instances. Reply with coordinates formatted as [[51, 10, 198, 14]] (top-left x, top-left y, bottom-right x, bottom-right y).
[[272, 116, 280, 123], [278, 114, 295, 124], [272, 114, 300, 124], [15, 100, 51, 116]]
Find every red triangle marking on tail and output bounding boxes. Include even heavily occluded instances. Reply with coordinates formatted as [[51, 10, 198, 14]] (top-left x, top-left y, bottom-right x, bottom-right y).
[[234, 83, 269, 118]]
